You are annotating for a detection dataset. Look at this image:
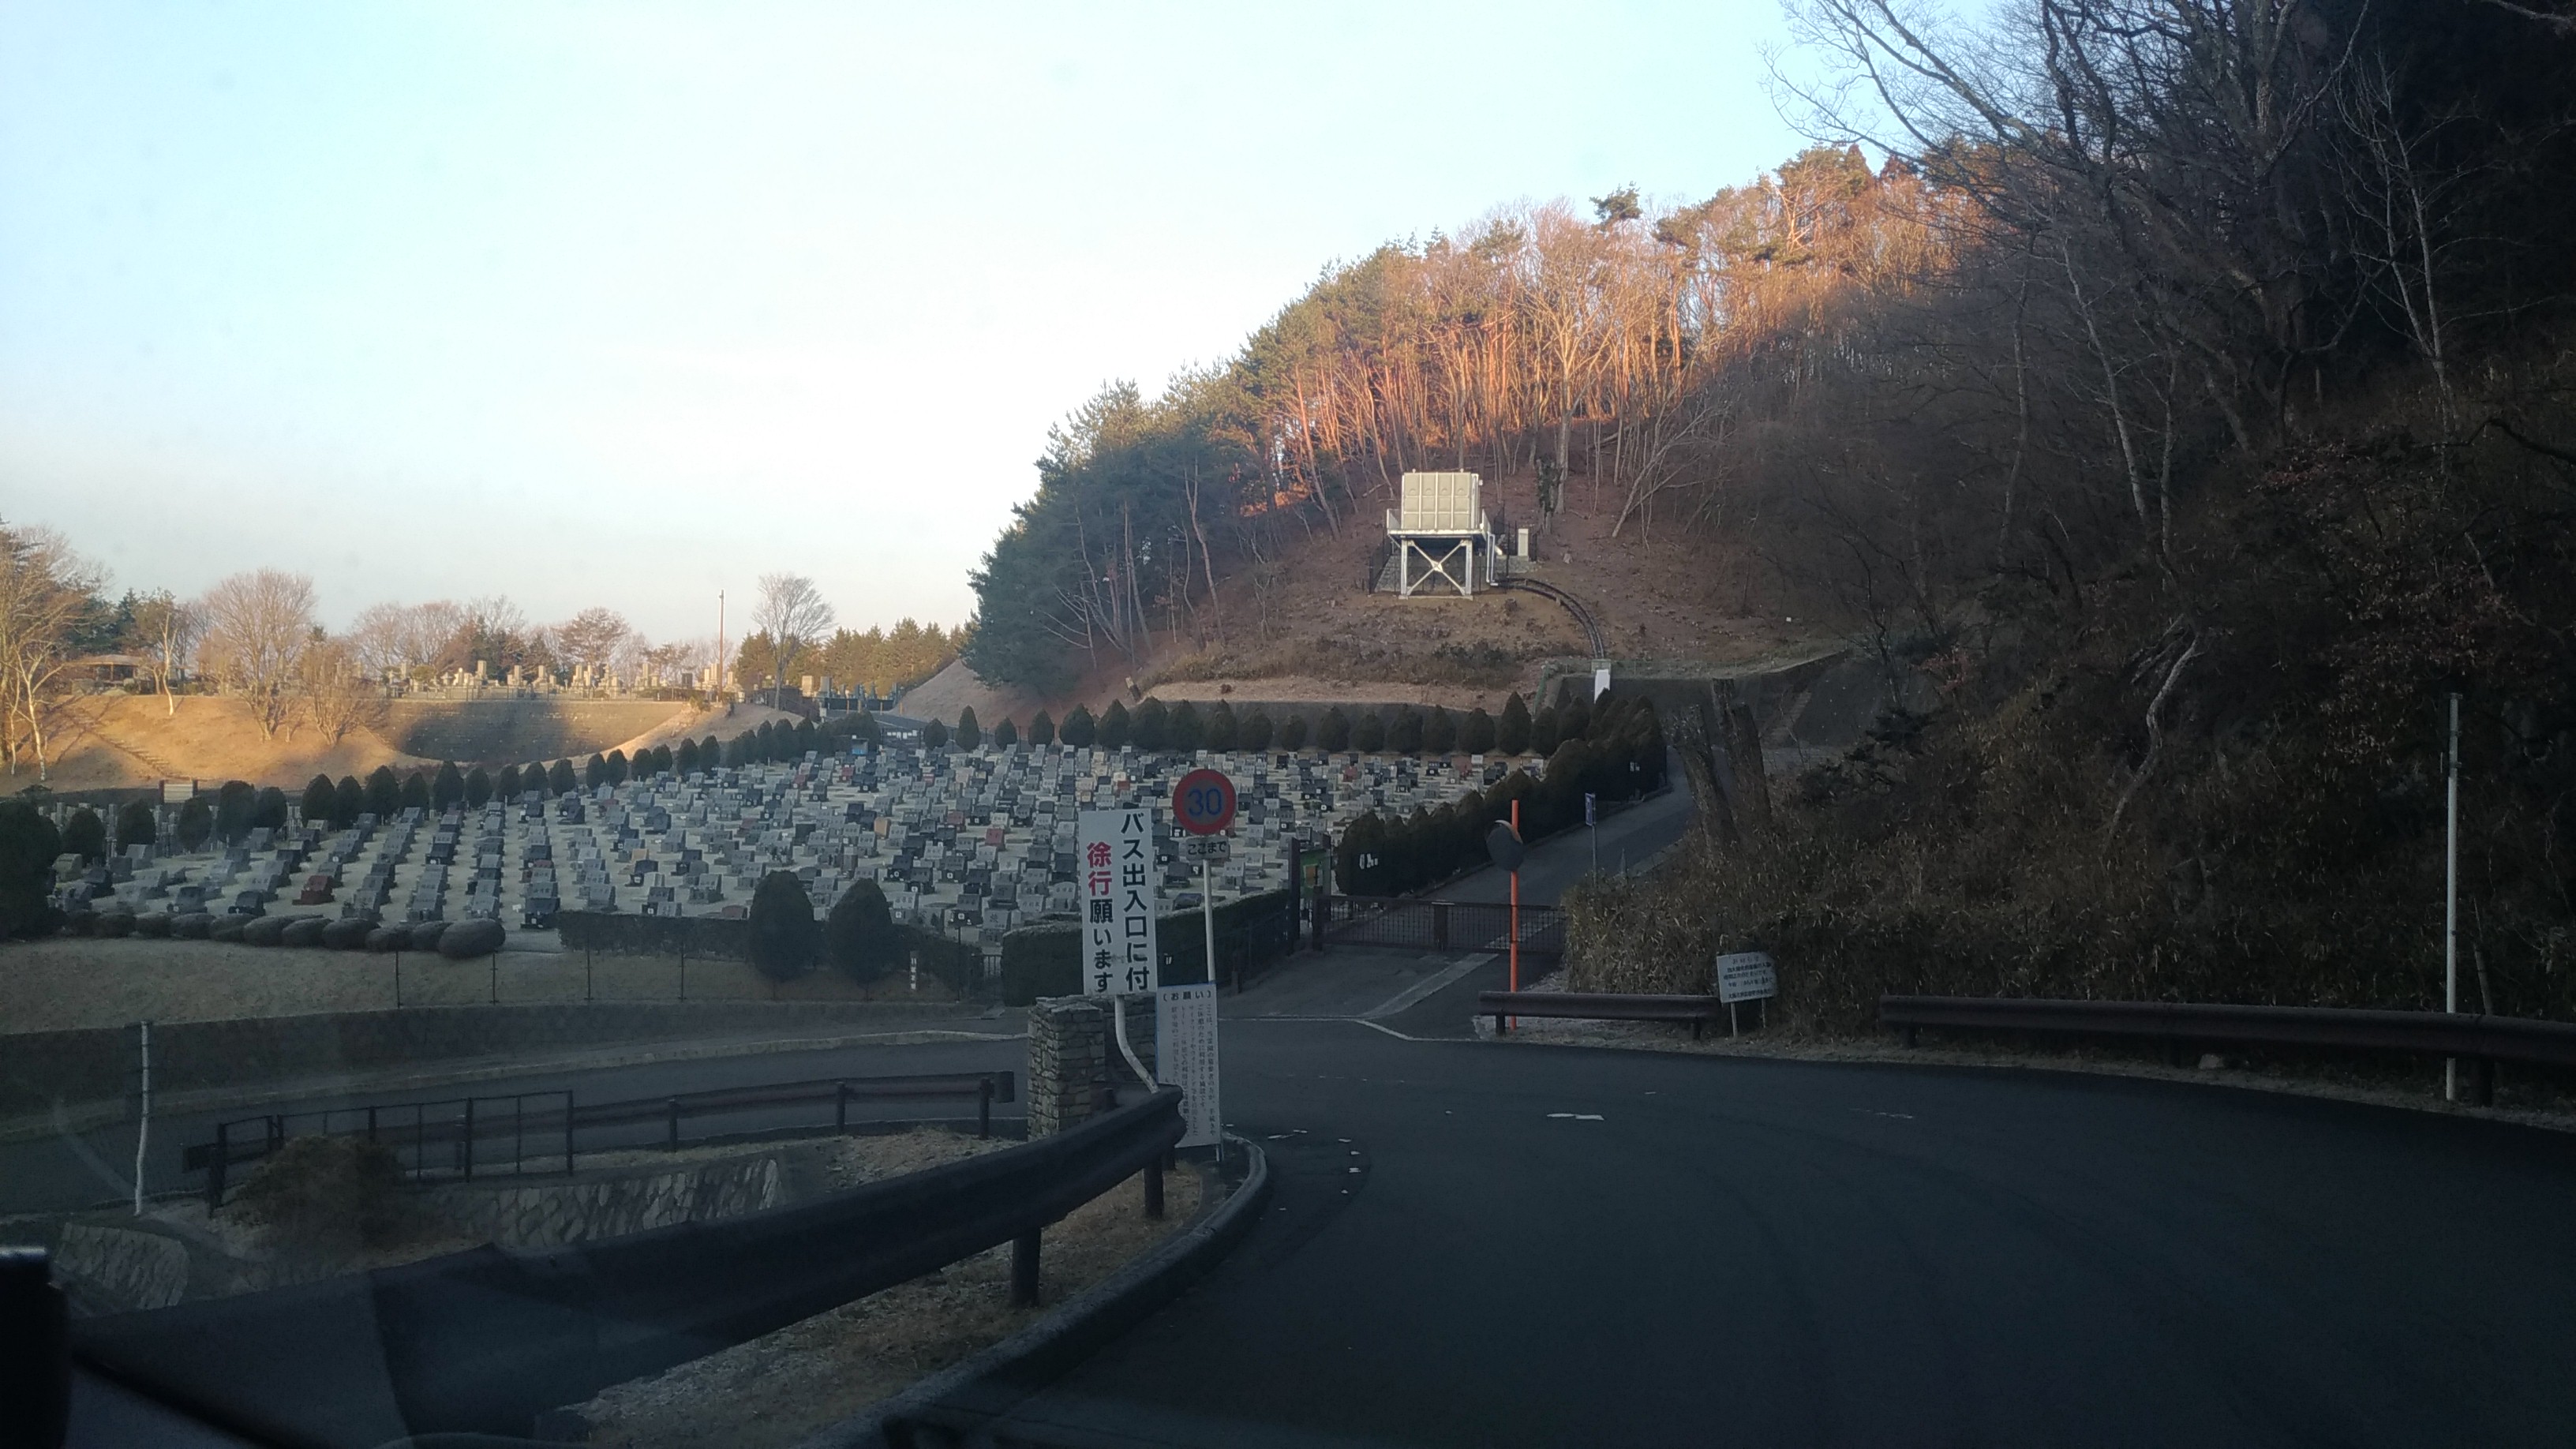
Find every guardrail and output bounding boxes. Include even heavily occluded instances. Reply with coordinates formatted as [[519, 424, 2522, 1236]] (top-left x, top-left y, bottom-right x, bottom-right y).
[[186, 1069, 1017, 1209], [1477, 990, 1727, 1037], [1879, 995, 2576, 1105], [81, 1088, 1184, 1446], [1321, 896, 1566, 961]]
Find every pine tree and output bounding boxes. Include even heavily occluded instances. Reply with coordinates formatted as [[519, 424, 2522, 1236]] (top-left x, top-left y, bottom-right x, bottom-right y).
[[63, 808, 106, 863], [1462, 707, 1497, 754], [1098, 699, 1131, 747], [1279, 713, 1308, 751], [215, 780, 256, 842], [496, 765, 522, 799], [825, 879, 900, 981], [1388, 708, 1423, 754], [1133, 698, 1169, 750], [993, 717, 1019, 748], [1318, 706, 1350, 752], [1531, 706, 1560, 755], [1167, 700, 1202, 751], [585, 754, 608, 789], [1028, 709, 1056, 747], [955, 707, 981, 751], [748, 870, 820, 981], [1238, 709, 1272, 751], [1499, 693, 1533, 754], [1055, 706, 1090, 747], [252, 786, 289, 829], [605, 750, 629, 785], [301, 774, 338, 827], [336, 775, 365, 823], [433, 761, 465, 808], [464, 767, 492, 807], [700, 737, 721, 771], [175, 796, 214, 851], [1205, 701, 1238, 751], [365, 766, 401, 818], [1425, 706, 1458, 754], [1353, 710, 1387, 753], [677, 738, 700, 774], [923, 718, 950, 749], [549, 758, 577, 796]]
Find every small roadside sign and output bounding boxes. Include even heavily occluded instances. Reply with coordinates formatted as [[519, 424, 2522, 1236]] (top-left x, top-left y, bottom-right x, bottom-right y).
[[1172, 769, 1237, 836], [1584, 793, 1597, 827], [1183, 836, 1230, 860], [1157, 983, 1222, 1151], [1716, 951, 1777, 1004]]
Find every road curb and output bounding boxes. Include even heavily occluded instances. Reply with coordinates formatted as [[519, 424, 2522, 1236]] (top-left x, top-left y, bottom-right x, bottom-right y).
[[0, 1027, 1025, 1145], [792, 1136, 1275, 1449]]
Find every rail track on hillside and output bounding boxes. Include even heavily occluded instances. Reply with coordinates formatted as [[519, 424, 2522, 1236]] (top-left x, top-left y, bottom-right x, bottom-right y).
[[1496, 575, 1608, 657]]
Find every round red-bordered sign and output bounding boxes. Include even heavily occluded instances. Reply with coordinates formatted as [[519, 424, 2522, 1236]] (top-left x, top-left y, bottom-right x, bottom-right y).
[[1172, 768, 1237, 836]]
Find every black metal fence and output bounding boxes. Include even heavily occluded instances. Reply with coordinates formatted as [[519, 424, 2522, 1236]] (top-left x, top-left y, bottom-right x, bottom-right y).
[[1319, 894, 1566, 962], [185, 1069, 1017, 1210]]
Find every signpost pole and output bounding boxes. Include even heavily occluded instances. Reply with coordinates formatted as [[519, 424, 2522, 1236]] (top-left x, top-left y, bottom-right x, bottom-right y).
[[1203, 854, 1217, 989], [1508, 800, 1521, 1030], [2445, 691, 2460, 1103]]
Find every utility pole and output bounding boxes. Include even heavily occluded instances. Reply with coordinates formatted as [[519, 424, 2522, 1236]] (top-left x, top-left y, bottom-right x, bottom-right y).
[[2444, 691, 2460, 1103], [716, 590, 726, 706]]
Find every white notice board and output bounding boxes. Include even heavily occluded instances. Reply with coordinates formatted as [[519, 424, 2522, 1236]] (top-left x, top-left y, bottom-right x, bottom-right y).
[[1079, 807, 1159, 994], [1716, 951, 1777, 1004], [1156, 982, 1221, 1148]]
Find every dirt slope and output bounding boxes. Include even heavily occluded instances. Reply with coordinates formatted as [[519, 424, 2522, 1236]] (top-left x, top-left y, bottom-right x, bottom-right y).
[[35, 695, 436, 792]]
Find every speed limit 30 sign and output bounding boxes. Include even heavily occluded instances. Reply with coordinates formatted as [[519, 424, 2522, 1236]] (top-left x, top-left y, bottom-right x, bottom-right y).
[[1172, 768, 1237, 836]]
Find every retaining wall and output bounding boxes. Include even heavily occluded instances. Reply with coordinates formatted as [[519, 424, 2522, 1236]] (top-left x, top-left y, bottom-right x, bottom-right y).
[[0, 1001, 975, 1118], [1026, 995, 1155, 1137], [380, 700, 692, 766]]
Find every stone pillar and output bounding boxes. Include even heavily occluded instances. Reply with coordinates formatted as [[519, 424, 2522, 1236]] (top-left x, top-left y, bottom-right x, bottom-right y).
[[1025, 994, 1157, 1137]]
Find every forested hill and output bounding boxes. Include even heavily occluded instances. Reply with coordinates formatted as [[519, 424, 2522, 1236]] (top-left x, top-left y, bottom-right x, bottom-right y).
[[969, 0, 2576, 1024]]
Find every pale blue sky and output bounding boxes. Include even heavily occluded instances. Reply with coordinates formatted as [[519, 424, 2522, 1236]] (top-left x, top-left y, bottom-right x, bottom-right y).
[[0, 1, 1805, 643]]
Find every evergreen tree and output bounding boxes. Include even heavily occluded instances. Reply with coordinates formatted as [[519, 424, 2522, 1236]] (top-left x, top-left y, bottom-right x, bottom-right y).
[[605, 750, 629, 785], [1098, 699, 1131, 747], [1462, 707, 1497, 754], [215, 780, 256, 842], [400, 773, 431, 811], [1425, 706, 1458, 754], [1239, 709, 1273, 751], [365, 766, 401, 818], [1060, 705, 1095, 747], [1353, 710, 1387, 753], [654, 743, 675, 776], [824, 879, 901, 981], [1498, 693, 1533, 754], [1388, 707, 1423, 754], [923, 718, 950, 750], [1317, 706, 1350, 752], [301, 774, 337, 826], [63, 807, 106, 864], [993, 717, 1019, 748], [700, 737, 721, 771], [747, 870, 821, 981], [0, 803, 63, 938], [1531, 705, 1560, 755], [252, 786, 289, 830], [722, 735, 748, 768], [175, 796, 214, 851], [1167, 700, 1202, 751], [677, 738, 700, 774], [433, 760, 465, 808], [1279, 713, 1308, 751], [795, 719, 819, 754], [114, 799, 156, 852], [1559, 696, 1592, 743], [496, 765, 522, 800], [1205, 701, 1238, 751], [585, 754, 608, 790], [335, 775, 365, 822], [955, 707, 981, 751], [464, 767, 492, 807], [1028, 709, 1056, 747], [549, 758, 578, 796], [1133, 698, 1169, 750]]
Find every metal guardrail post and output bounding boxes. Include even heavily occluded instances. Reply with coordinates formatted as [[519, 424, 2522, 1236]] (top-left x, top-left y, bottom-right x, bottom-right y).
[[665, 1096, 680, 1152], [462, 1099, 475, 1181], [1432, 902, 1450, 951], [1010, 1228, 1041, 1307], [979, 1076, 994, 1140], [207, 1121, 229, 1210], [1143, 1156, 1164, 1220], [564, 1091, 576, 1176], [834, 1081, 848, 1133]]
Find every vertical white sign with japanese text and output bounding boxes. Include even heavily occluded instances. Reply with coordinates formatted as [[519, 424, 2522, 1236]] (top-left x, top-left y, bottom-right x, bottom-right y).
[[1156, 982, 1221, 1148], [1079, 807, 1159, 994]]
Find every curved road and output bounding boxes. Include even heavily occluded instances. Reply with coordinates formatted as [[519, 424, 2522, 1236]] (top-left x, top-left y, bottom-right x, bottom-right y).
[[47, 779, 2576, 1446]]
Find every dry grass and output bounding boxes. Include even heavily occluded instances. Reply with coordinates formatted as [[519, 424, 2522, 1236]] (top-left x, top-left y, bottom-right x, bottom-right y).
[[576, 1165, 1208, 1449]]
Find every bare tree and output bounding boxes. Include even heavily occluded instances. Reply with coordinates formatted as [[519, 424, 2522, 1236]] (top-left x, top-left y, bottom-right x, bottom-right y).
[[751, 574, 835, 708], [197, 569, 316, 739], [0, 524, 103, 780], [125, 589, 201, 717], [298, 635, 384, 745], [552, 607, 633, 676]]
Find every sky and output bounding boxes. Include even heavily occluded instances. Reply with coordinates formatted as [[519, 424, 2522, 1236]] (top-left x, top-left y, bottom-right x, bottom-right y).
[[0, 1, 1809, 645]]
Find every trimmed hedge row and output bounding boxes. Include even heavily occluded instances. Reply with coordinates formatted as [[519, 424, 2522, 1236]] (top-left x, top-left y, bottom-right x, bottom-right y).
[[998, 889, 1296, 1005]]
